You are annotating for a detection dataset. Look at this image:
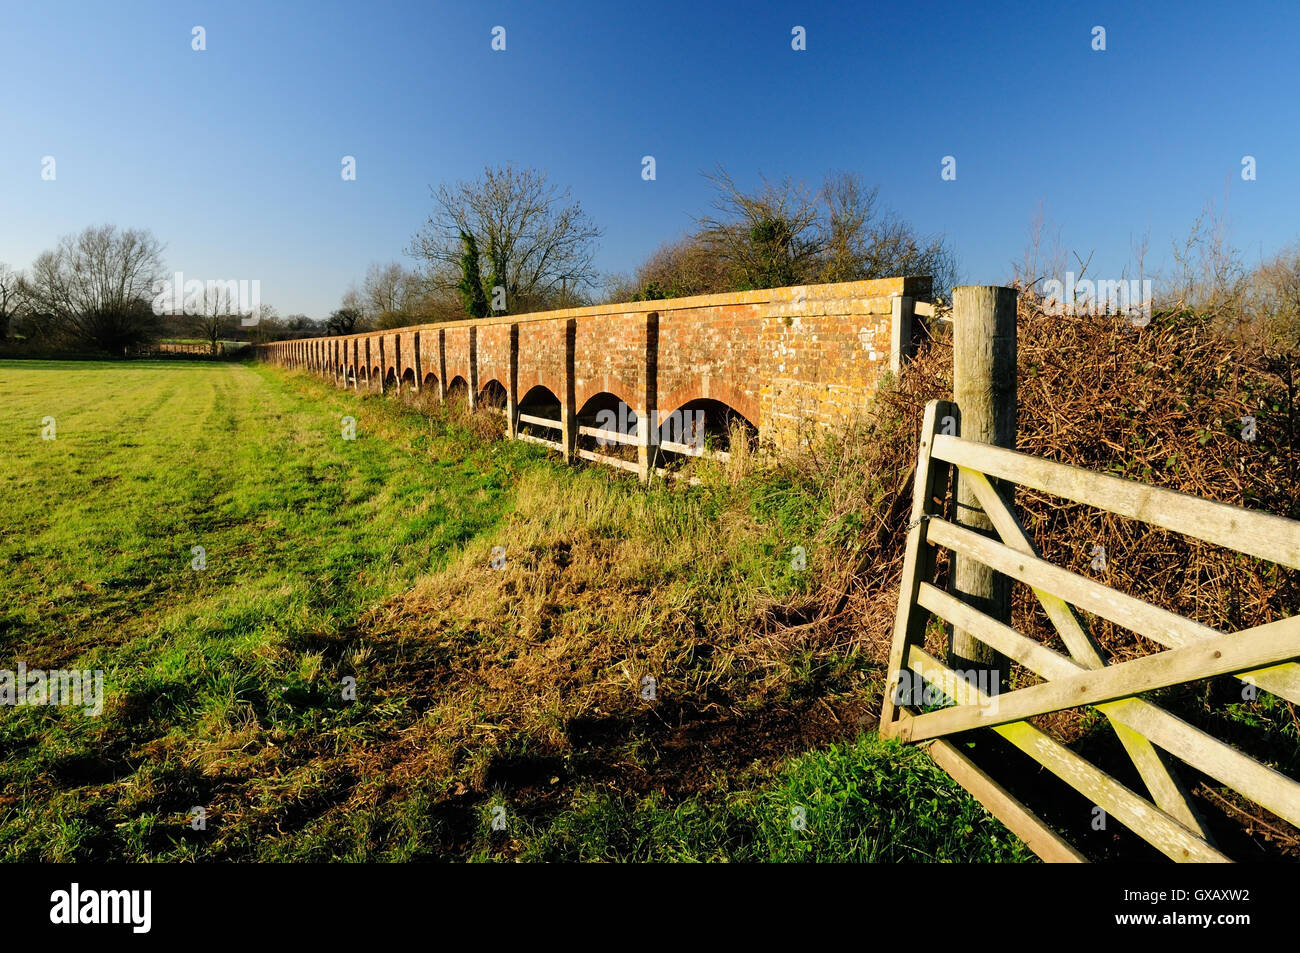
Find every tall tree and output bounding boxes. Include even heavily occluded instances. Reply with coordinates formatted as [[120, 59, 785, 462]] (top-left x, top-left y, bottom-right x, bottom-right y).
[[821, 171, 957, 296], [0, 263, 25, 340], [696, 166, 822, 291], [245, 303, 280, 344], [409, 163, 601, 315], [24, 225, 166, 352], [327, 307, 364, 336], [191, 282, 236, 354], [363, 261, 419, 328], [691, 166, 958, 298], [457, 230, 489, 318]]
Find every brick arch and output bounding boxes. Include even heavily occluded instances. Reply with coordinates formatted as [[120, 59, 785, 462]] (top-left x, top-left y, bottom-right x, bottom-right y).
[[575, 389, 644, 422], [655, 380, 759, 429], [574, 383, 643, 419], [478, 378, 508, 410], [517, 376, 569, 408], [518, 382, 561, 403]]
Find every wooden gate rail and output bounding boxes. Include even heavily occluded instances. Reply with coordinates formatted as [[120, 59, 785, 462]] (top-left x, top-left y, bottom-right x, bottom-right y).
[[880, 399, 1300, 862]]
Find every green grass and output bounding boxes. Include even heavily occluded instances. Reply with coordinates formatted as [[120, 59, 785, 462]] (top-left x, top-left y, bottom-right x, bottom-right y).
[[0, 358, 1029, 862], [491, 735, 1034, 862]]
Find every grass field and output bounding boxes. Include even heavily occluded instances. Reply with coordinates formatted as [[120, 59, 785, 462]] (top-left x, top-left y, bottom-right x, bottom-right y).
[[0, 358, 1031, 861]]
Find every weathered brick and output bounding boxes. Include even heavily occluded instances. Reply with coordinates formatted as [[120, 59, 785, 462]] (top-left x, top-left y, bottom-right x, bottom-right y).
[[260, 277, 929, 453]]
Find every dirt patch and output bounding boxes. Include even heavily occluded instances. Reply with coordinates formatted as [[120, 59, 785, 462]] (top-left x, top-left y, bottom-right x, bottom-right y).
[[561, 693, 876, 798]]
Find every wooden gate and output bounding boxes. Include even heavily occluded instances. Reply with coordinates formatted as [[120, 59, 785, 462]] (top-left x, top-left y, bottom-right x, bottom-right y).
[[880, 399, 1300, 862]]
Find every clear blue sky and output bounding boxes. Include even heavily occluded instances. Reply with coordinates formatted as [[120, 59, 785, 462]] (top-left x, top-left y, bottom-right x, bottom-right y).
[[2, 0, 1296, 317]]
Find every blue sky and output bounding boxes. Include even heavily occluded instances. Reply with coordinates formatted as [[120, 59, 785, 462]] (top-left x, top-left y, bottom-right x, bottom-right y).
[[2, 0, 1296, 316]]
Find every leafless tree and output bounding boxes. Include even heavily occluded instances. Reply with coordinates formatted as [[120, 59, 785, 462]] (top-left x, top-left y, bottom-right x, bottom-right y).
[[1242, 243, 1300, 351], [654, 166, 958, 298], [409, 163, 601, 315], [0, 262, 25, 340], [1010, 201, 1068, 294], [604, 233, 732, 302], [819, 170, 958, 297], [191, 282, 237, 354], [338, 284, 368, 321], [1165, 195, 1247, 324], [363, 261, 420, 328], [245, 303, 280, 344], [696, 165, 823, 290], [24, 225, 166, 352]]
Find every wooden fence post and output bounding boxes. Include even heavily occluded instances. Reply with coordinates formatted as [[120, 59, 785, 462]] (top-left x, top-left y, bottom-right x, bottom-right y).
[[507, 323, 519, 438], [949, 285, 1018, 689], [561, 318, 577, 463], [890, 295, 914, 375], [468, 326, 479, 411], [436, 328, 447, 402], [638, 311, 659, 483]]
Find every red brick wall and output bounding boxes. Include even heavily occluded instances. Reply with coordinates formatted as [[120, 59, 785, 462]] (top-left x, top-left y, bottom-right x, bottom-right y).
[[657, 302, 765, 428], [573, 311, 649, 415], [477, 324, 511, 396], [515, 318, 569, 403], [397, 331, 418, 381], [444, 325, 473, 387], [418, 329, 439, 386], [261, 277, 928, 449]]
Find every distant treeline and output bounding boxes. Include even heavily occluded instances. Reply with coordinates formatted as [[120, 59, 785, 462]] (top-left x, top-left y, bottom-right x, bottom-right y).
[[5, 167, 1295, 359], [0, 225, 338, 358]]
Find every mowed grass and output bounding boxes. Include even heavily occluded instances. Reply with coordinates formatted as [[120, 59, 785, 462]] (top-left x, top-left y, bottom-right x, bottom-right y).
[[0, 358, 1031, 862]]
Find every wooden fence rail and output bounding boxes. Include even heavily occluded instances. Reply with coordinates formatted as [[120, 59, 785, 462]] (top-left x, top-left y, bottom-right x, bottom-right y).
[[881, 398, 1300, 862]]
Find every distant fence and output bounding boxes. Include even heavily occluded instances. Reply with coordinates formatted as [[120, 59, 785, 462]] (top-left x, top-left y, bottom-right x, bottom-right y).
[[127, 342, 251, 360]]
